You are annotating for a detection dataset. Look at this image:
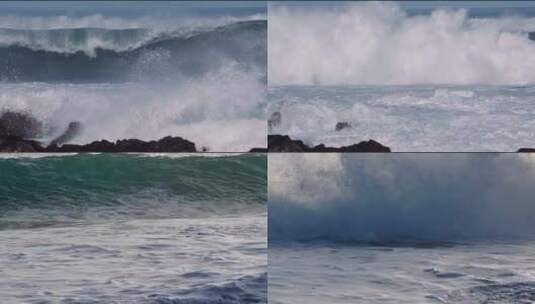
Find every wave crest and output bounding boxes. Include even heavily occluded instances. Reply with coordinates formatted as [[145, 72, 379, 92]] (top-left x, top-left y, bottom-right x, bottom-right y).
[[269, 154, 535, 242], [269, 2, 535, 85]]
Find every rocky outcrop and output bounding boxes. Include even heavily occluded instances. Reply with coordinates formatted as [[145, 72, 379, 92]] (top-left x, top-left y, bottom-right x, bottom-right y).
[[0, 135, 44, 152], [44, 136, 196, 152], [0, 135, 197, 152], [518, 148, 535, 152], [268, 134, 390, 152], [249, 147, 267, 152], [268, 135, 309, 152]]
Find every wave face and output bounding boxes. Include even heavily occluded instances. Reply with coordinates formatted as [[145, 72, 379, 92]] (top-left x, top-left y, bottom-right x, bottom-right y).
[[0, 153, 266, 229], [269, 154, 535, 243], [0, 19, 266, 82], [269, 2, 535, 85]]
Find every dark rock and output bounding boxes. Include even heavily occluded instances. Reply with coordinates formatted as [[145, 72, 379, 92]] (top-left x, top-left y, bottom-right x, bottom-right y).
[[335, 122, 351, 131], [50, 121, 81, 146], [83, 140, 116, 152], [40, 136, 196, 153], [337, 140, 390, 152], [529, 32, 535, 41], [149, 136, 196, 152], [518, 148, 535, 152], [268, 135, 308, 152], [115, 138, 150, 152], [45, 136, 197, 153], [268, 134, 390, 152], [0, 135, 44, 152], [249, 147, 267, 152], [268, 111, 282, 131]]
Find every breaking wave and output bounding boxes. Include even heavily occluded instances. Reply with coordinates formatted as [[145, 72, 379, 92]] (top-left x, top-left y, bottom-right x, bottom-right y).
[[0, 19, 266, 82], [269, 153, 535, 243], [269, 2, 535, 85]]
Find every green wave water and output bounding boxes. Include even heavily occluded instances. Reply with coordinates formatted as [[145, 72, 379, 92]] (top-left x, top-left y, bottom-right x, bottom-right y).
[[0, 153, 266, 228]]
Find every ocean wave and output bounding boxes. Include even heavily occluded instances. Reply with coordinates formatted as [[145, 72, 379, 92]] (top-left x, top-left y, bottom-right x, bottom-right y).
[[149, 273, 267, 304], [449, 281, 535, 303], [0, 153, 266, 229], [269, 2, 535, 85], [0, 19, 266, 82], [0, 63, 266, 151], [268, 85, 535, 151], [269, 154, 535, 243]]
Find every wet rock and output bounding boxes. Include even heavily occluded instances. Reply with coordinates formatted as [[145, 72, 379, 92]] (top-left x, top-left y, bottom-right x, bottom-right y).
[[249, 147, 267, 152], [335, 122, 351, 131], [0, 135, 44, 152], [149, 136, 196, 152], [268, 134, 390, 152], [268, 135, 308, 152], [45, 136, 197, 153]]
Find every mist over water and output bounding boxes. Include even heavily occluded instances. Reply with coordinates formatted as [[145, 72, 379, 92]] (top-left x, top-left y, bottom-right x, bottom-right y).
[[269, 2, 535, 86]]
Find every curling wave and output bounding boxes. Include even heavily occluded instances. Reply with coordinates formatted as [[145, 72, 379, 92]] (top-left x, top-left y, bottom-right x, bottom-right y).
[[0, 20, 266, 82]]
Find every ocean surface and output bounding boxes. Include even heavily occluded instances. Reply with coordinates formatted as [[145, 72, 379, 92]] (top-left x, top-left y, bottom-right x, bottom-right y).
[[269, 241, 535, 304], [268, 85, 535, 151], [268, 2, 535, 151], [0, 3, 267, 151], [0, 153, 267, 303], [269, 153, 535, 304]]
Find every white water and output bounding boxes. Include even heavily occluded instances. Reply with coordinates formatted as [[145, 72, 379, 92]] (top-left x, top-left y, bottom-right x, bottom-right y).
[[269, 153, 535, 303], [268, 85, 535, 151], [0, 64, 266, 151], [0, 215, 267, 303], [269, 2, 535, 86], [269, 242, 535, 304]]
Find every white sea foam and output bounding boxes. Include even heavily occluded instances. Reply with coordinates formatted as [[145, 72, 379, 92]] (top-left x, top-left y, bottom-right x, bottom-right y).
[[269, 2, 535, 85], [268, 85, 535, 151], [0, 63, 266, 152]]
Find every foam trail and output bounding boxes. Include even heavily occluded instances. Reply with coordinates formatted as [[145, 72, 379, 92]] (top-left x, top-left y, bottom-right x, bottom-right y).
[[269, 2, 535, 85], [269, 153, 535, 242]]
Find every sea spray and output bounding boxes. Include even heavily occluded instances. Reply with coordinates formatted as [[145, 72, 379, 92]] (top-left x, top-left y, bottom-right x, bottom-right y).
[[269, 2, 535, 85], [269, 153, 535, 242]]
